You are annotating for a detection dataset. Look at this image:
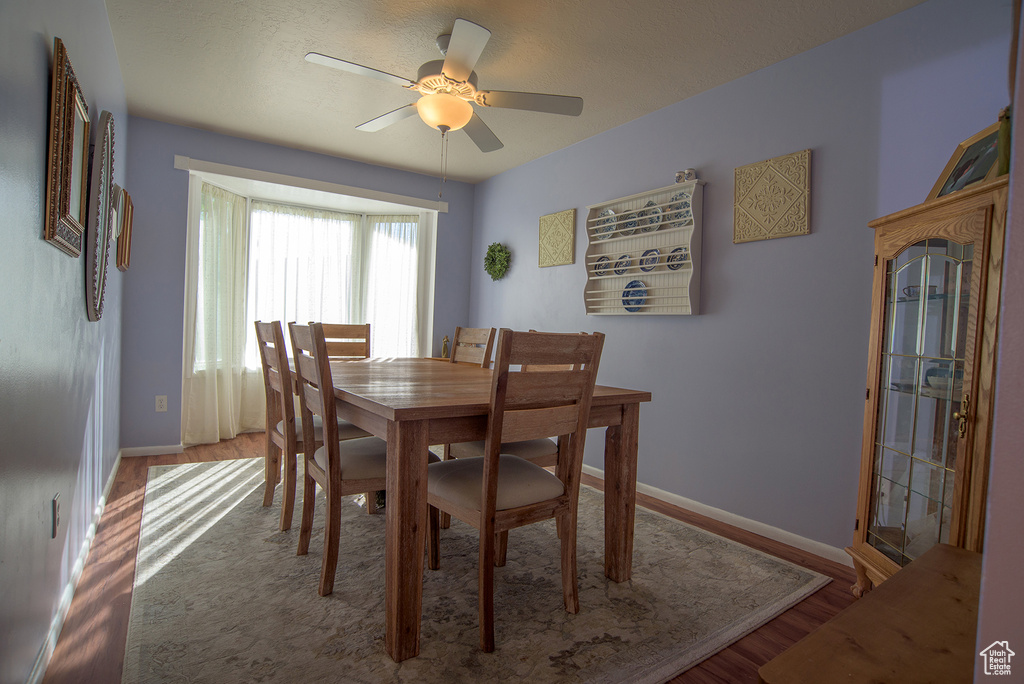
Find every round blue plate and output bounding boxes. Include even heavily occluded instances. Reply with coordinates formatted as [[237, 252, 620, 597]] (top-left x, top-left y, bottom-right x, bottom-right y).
[[667, 191, 693, 227], [666, 246, 688, 270], [639, 200, 663, 232], [623, 280, 647, 312], [639, 248, 660, 272], [595, 208, 616, 240]]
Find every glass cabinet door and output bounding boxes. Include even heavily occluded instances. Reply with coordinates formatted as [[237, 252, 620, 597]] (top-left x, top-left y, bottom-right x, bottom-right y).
[[867, 238, 974, 566]]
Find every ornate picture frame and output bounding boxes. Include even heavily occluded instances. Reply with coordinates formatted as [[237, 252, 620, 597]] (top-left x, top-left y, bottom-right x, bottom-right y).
[[44, 37, 90, 257], [85, 110, 116, 321], [926, 122, 1000, 201], [116, 187, 134, 271]]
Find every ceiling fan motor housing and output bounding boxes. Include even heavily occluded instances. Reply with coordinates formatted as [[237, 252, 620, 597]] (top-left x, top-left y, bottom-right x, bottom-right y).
[[415, 60, 478, 99]]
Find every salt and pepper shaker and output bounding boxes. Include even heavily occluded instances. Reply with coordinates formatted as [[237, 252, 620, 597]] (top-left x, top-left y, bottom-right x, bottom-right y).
[[675, 168, 698, 183]]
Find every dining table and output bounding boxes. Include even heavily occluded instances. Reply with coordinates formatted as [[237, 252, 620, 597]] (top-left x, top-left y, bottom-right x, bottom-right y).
[[328, 357, 652, 662]]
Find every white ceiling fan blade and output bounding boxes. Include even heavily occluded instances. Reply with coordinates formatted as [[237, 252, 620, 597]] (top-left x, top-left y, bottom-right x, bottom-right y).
[[305, 52, 416, 88], [356, 104, 418, 132], [476, 90, 584, 116], [440, 19, 491, 82], [462, 112, 503, 153]]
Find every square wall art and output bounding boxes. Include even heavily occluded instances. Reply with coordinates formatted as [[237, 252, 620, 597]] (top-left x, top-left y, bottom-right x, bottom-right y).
[[539, 208, 575, 266], [734, 149, 811, 244]]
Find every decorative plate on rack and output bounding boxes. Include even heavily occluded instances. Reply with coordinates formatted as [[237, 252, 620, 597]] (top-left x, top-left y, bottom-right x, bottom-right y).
[[594, 255, 610, 276], [614, 254, 631, 275], [621, 211, 639, 236], [623, 280, 647, 312], [595, 208, 616, 240], [639, 200, 663, 232], [666, 246, 689, 270], [639, 248, 660, 272], [667, 191, 693, 227]]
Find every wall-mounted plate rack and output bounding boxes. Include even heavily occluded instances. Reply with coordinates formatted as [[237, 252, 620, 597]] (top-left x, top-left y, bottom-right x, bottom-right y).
[[584, 181, 703, 315]]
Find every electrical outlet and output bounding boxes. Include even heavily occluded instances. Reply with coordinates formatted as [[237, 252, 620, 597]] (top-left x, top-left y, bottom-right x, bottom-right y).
[[52, 494, 60, 539], [156, 395, 168, 412]]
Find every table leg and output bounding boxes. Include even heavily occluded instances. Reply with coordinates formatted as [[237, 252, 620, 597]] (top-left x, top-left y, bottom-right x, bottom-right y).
[[384, 419, 429, 662], [604, 402, 639, 582]]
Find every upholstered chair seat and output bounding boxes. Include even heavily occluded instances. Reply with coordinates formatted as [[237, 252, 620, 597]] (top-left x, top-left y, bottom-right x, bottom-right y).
[[428, 454, 565, 512]]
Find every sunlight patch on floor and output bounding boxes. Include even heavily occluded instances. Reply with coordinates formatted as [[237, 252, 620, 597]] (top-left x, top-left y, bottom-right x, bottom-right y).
[[135, 460, 261, 587]]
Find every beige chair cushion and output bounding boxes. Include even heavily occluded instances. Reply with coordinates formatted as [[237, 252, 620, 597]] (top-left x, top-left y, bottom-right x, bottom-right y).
[[278, 414, 370, 443], [313, 437, 388, 481], [427, 454, 565, 512], [449, 438, 557, 461]]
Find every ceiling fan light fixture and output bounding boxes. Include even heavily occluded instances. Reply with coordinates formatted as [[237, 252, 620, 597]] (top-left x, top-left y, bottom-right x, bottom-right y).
[[417, 93, 473, 132]]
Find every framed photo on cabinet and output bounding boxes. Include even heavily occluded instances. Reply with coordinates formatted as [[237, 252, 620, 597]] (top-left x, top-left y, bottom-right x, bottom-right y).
[[927, 122, 1000, 201]]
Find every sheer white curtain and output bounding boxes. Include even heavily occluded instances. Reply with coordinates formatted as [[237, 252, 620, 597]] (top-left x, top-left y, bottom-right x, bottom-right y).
[[181, 181, 265, 445], [243, 201, 359, 368], [365, 215, 423, 357]]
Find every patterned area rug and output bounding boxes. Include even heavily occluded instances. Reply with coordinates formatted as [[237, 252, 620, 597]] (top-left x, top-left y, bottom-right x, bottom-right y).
[[122, 458, 828, 683]]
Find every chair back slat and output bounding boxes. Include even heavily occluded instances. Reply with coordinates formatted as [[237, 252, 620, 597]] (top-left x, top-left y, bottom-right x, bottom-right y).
[[255, 321, 294, 429], [502, 371, 590, 409], [451, 326, 496, 368], [321, 323, 371, 360], [500, 404, 580, 444]]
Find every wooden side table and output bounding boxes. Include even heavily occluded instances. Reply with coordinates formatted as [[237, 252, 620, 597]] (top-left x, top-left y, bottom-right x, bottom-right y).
[[758, 544, 981, 684]]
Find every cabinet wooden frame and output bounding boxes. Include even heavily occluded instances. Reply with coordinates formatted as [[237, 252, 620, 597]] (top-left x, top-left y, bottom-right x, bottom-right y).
[[846, 177, 1007, 596]]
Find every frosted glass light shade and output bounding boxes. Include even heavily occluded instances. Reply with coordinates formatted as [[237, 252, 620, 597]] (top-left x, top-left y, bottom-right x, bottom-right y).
[[417, 93, 473, 131]]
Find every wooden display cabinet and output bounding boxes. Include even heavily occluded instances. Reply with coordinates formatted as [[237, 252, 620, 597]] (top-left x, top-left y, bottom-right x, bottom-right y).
[[846, 177, 1007, 596]]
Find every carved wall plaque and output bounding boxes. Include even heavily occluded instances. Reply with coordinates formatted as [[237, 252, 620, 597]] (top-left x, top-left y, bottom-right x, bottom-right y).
[[734, 149, 811, 243], [539, 208, 575, 267]]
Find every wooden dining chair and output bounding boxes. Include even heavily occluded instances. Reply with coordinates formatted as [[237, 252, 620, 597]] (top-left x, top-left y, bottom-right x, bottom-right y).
[[436, 325, 497, 527], [447, 330, 578, 469], [426, 328, 605, 652], [288, 322, 391, 596], [255, 321, 372, 531], [449, 326, 496, 367]]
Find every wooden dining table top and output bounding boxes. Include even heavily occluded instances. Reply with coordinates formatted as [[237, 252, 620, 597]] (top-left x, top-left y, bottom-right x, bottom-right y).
[[329, 357, 652, 420]]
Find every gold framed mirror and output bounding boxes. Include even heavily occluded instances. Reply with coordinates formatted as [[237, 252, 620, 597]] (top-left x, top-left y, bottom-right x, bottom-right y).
[[44, 37, 90, 257], [86, 110, 115, 321]]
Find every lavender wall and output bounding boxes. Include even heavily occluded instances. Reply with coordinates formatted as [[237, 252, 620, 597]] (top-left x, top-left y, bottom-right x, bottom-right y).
[[469, 0, 1011, 550], [975, 4, 1024, 671], [121, 118, 475, 449], [0, 1, 127, 681]]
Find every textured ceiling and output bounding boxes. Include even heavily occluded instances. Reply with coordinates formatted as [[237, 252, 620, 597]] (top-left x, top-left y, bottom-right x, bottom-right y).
[[105, 0, 926, 183]]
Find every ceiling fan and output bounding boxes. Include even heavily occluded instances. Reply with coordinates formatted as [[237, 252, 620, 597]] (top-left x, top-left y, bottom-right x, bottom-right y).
[[305, 18, 584, 153]]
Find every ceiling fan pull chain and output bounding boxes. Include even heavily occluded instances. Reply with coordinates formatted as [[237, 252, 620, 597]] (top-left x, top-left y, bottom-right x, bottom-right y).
[[438, 125, 450, 200]]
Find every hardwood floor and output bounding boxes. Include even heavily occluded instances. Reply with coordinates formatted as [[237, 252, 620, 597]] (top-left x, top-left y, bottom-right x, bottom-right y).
[[42, 433, 856, 683]]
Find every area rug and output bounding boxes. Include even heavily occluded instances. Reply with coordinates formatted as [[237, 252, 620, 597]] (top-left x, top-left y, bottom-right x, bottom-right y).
[[122, 458, 828, 683]]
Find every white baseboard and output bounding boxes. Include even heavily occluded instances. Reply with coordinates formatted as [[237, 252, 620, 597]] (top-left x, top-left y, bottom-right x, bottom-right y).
[[28, 453, 123, 684], [582, 464, 852, 567], [119, 444, 185, 458]]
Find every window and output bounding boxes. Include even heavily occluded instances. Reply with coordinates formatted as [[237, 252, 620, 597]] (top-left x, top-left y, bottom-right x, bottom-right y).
[[182, 175, 435, 445]]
